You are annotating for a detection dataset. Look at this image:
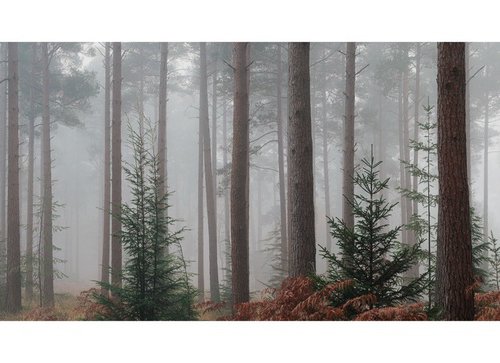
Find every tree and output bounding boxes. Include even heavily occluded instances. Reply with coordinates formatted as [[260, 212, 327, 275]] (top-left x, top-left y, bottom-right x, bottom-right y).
[[111, 42, 123, 290], [231, 42, 250, 305], [287, 42, 316, 277], [320, 150, 427, 308], [435, 42, 474, 320], [158, 43, 168, 205], [199, 43, 219, 302], [342, 42, 356, 230], [41, 42, 54, 307], [6, 42, 21, 313], [0, 44, 6, 301], [101, 43, 111, 296], [95, 125, 196, 320]]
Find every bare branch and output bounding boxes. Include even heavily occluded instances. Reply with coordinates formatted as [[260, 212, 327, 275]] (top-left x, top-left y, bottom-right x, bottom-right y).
[[355, 64, 369, 77], [223, 59, 236, 71]]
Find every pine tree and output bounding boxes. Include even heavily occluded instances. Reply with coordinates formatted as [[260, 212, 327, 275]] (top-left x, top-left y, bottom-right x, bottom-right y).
[[95, 124, 196, 321], [488, 232, 500, 290], [320, 148, 427, 308]]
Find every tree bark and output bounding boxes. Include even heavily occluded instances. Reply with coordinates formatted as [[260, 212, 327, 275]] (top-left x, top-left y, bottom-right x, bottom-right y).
[[465, 43, 471, 195], [436, 42, 474, 321], [483, 84, 489, 271], [398, 72, 407, 245], [211, 49, 218, 232], [197, 95, 205, 302], [200, 43, 220, 302], [403, 54, 413, 248], [41, 43, 54, 308], [342, 42, 355, 230], [101, 43, 111, 295], [0, 44, 7, 291], [412, 43, 421, 221], [111, 42, 122, 289], [287, 42, 316, 277], [6, 42, 21, 313], [276, 44, 288, 272], [231, 42, 250, 305], [26, 43, 37, 301]]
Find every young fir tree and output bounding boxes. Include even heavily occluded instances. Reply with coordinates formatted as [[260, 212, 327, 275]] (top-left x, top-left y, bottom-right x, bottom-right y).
[[401, 101, 490, 301], [95, 124, 196, 321], [488, 231, 500, 290], [320, 148, 427, 308]]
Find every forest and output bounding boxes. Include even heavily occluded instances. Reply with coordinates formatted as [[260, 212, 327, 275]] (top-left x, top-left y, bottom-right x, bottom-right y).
[[0, 41, 499, 322]]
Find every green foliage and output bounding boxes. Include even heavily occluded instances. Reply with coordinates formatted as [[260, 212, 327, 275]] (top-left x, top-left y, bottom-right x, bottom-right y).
[[95, 124, 196, 321], [488, 232, 500, 290], [262, 225, 287, 289], [319, 151, 428, 308]]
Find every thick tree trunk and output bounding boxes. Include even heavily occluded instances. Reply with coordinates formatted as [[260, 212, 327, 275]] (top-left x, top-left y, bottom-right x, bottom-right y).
[[287, 42, 316, 277], [26, 43, 37, 301], [276, 44, 288, 272], [342, 42, 355, 230], [211, 51, 218, 230], [321, 56, 331, 252], [6, 42, 21, 313], [41, 43, 54, 308], [158, 43, 168, 203], [231, 42, 250, 305], [101, 43, 111, 295], [435, 42, 474, 321], [200, 43, 220, 302], [111, 42, 122, 289]]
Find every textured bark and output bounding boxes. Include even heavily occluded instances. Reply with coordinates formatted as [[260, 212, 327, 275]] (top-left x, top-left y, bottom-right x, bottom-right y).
[[436, 42, 474, 321], [321, 55, 331, 251], [0, 44, 7, 285], [41, 43, 54, 308], [276, 44, 288, 271], [111, 42, 122, 289], [6, 42, 21, 313], [342, 42, 355, 230], [465, 43, 471, 192], [200, 43, 220, 302], [287, 42, 316, 277], [158, 43, 168, 202], [26, 43, 37, 301], [231, 42, 250, 305], [101, 43, 111, 295]]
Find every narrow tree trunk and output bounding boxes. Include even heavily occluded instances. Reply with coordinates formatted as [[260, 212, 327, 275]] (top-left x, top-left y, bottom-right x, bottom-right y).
[[138, 45, 145, 138], [276, 44, 288, 272], [230, 42, 250, 305], [26, 43, 37, 301], [412, 43, 421, 220], [398, 73, 407, 245], [222, 77, 230, 261], [211, 51, 218, 230], [101, 43, 111, 295], [342, 42, 355, 230], [200, 43, 220, 302], [158, 43, 168, 203], [0, 44, 7, 290], [403, 56, 413, 248], [41, 43, 54, 308], [465, 43, 471, 196], [436, 42, 474, 321], [321, 56, 332, 251], [483, 86, 489, 271], [6, 42, 21, 313], [111, 42, 122, 289], [197, 100, 205, 302], [287, 42, 316, 277]]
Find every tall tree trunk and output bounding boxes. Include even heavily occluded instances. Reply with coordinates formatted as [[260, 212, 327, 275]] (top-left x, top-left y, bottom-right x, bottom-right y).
[[435, 42, 473, 321], [222, 75, 230, 264], [287, 42, 316, 277], [0, 44, 7, 291], [197, 99, 205, 302], [200, 43, 220, 302], [111, 42, 122, 289], [342, 42, 355, 230], [138, 45, 145, 138], [230, 42, 250, 305], [412, 43, 421, 220], [26, 43, 37, 301], [465, 43, 471, 197], [158, 43, 168, 204], [483, 86, 489, 271], [41, 43, 54, 308], [321, 55, 331, 251], [398, 73, 407, 245], [403, 55, 413, 248], [211, 50, 218, 232], [276, 44, 288, 272], [101, 43, 111, 295], [6, 42, 21, 313]]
